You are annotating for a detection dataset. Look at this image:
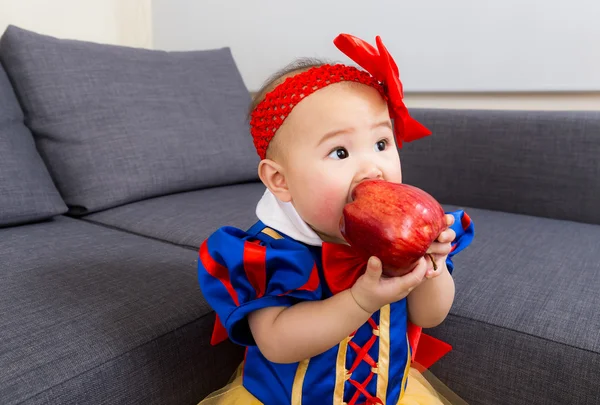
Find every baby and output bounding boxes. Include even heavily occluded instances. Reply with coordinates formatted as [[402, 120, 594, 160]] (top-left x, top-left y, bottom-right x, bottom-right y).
[[198, 34, 474, 405]]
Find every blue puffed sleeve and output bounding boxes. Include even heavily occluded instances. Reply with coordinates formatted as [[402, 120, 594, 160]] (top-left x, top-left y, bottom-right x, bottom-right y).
[[198, 226, 322, 346], [445, 210, 475, 274]]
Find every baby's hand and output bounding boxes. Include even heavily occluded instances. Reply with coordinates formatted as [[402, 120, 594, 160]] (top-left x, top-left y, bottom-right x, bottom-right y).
[[350, 215, 457, 313], [350, 256, 428, 314], [425, 214, 456, 279]]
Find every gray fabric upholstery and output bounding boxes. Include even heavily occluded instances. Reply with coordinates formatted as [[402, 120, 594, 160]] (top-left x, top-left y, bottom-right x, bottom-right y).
[[84, 182, 266, 249], [0, 216, 243, 405], [0, 61, 66, 226], [0, 26, 259, 215], [428, 205, 600, 404], [85, 186, 600, 403], [429, 316, 600, 405], [403, 109, 600, 225]]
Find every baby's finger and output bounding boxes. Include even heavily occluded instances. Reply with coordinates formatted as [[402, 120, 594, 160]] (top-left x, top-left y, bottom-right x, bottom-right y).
[[365, 256, 383, 281], [426, 268, 443, 279], [437, 228, 456, 243], [424, 254, 443, 278], [425, 255, 440, 278], [427, 242, 452, 256], [397, 258, 427, 291], [446, 214, 455, 227]]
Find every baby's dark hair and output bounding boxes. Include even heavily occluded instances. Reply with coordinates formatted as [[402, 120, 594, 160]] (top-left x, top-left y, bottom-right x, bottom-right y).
[[248, 57, 331, 118]]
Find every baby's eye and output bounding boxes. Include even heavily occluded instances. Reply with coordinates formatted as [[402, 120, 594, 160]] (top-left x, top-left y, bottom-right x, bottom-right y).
[[375, 139, 388, 152], [328, 147, 349, 160]]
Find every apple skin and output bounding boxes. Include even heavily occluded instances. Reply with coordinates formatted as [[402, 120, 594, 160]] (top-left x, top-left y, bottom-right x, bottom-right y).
[[340, 180, 447, 276]]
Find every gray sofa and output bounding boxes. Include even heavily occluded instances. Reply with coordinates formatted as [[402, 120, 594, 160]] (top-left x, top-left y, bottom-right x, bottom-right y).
[[0, 25, 598, 405]]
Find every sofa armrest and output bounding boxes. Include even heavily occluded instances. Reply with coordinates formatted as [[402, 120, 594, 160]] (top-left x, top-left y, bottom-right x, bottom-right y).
[[401, 109, 600, 225]]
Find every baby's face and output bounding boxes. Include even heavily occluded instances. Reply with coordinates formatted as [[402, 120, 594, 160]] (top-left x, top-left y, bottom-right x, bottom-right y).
[[275, 82, 403, 243]]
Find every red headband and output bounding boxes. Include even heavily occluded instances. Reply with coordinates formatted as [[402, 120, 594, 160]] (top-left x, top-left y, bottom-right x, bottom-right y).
[[250, 34, 431, 160]]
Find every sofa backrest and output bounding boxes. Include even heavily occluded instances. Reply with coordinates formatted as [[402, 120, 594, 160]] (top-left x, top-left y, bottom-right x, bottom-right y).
[[402, 109, 600, 225], [3, 25, 598, 226], [0, 26, 259, 216], [0, 61, 67, 227]]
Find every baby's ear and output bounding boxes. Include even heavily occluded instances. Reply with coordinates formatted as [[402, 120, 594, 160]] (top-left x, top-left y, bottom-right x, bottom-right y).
[[258, 159, 292, 202]]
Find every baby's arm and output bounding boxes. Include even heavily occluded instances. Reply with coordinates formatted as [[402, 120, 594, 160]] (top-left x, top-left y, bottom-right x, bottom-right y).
[[407, 214, 457, 328], [406, 261, 455, 328], [248, 289, 369, 364], [248, 256, 427, 364]]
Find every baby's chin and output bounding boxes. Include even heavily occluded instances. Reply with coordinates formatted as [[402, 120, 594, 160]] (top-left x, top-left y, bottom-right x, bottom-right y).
[[311, 226, 347, 245]]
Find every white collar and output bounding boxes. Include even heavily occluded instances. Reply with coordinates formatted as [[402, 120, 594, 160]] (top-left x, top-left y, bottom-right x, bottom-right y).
[[255, 188, 324, 246]]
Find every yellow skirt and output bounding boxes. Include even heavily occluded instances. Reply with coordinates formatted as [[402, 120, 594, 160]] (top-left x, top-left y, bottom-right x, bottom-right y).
[[198, 363, 468, 405]]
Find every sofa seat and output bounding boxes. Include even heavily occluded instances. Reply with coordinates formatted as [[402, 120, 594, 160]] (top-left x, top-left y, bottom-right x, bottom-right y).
[[85, 185, 600, 404], [83, 182, 266, 250], [0, 216, 242, 405], [428, 206, 600, 404]]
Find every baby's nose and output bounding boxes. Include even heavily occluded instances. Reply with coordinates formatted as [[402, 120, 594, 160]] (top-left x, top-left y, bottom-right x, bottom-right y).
[[360, 165, 383, 181]]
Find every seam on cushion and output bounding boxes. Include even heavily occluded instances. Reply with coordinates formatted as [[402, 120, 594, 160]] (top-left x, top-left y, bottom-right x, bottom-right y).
[[441, 204, 600, 227], [443, 313, 600, 355], [77, 217, 198, 251], [15, 309, 220, 405]]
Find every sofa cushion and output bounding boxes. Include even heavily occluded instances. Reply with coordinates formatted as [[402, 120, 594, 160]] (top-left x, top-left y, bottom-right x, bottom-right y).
[[82, 189, 600, 404], [403, 109, 600, 225], [427, 206, 600, 404], [88, 192, 600, 404], [84, 182, 266, 249], [0, 60, 67, 226], [0, 216, 243, 404], [0, 25, 259, 215]]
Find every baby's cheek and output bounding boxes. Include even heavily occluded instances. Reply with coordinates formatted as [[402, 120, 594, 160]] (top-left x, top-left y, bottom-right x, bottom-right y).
[[309, 188, 345, 229]]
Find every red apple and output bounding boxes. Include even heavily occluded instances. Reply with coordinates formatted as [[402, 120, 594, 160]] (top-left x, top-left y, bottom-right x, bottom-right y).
[[340, 180, 446, 277]]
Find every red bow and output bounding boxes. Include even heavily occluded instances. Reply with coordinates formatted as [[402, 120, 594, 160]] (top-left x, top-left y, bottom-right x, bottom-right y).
[[333, 34, 431, 148], [321, 242, 451, 369]]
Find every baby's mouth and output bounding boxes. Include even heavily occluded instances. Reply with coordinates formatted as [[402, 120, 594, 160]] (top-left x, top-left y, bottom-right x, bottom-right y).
[[346, 190, 354, 204], [347, 184, 358, 203], [347, 184, 360, 203]]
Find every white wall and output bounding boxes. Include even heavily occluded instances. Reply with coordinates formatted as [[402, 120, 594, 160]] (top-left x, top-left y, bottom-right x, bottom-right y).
[[0, 0, 152, 48], [1, 1, 597, 110], [152, 0, 600, 93], [404, 92, 600, 111]]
